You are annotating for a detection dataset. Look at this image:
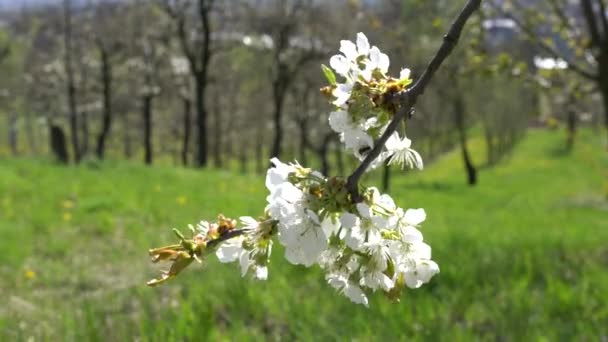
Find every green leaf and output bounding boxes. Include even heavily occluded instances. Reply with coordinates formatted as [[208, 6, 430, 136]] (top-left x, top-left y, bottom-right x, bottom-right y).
[[321, 64, 337, 86]]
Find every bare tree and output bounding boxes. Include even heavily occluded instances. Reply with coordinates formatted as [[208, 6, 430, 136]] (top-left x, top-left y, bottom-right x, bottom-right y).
[[162, 0, 215, 167], [489, 0, 608, 143], [62, 0, 81, 162]]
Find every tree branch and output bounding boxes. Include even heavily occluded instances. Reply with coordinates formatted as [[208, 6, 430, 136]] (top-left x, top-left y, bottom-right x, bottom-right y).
[[581, 0, 603, 47], [596, 0, 608, 42], [345, 0, 482, 202], [488, 2, 599, 80]]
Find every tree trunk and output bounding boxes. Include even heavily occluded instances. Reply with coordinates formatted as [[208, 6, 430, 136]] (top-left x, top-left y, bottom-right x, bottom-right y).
[[212, 93, 222, 168], [123, 111, 132, 159], [566, 108, 577, 151], [142, 96, 153, 165], [96, 47, 113, 159], [599, 61, 608, 148], [454, 94, 477, 185], [8, 112, 17, 155], [194, 73, 208, 167], [63, 0, 80, 163], [181, 97, 191, 166], [298, 118, 308, 166], [256, 130, 264, 174], [80, 111, 89, 157], [50, 124, 69, 164], [270, 86, 285, 160]]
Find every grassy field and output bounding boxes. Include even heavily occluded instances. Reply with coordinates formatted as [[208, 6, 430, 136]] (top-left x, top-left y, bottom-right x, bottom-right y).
[[1, 129, 607, 341]]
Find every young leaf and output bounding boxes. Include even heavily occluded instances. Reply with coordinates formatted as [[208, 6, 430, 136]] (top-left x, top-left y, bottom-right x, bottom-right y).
[[321, 64, 337, 86]]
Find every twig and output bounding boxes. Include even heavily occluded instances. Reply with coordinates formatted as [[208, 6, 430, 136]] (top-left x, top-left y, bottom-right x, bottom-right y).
[[206, 228, 251, 249], [345, 0, 482, 202]]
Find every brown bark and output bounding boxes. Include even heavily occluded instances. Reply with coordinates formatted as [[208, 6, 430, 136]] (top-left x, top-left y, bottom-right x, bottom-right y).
[[63, 0, 80, 163], [95, 46, 113, 159], [181, 97, 191, 166]]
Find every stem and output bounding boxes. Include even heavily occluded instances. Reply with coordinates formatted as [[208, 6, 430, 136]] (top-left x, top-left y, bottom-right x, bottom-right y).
[[346, 0, 481, 202], [206, 229, 251, 249]]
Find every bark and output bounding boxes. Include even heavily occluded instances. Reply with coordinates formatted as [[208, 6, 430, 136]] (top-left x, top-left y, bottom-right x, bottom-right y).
[[123, 111, 132, 159], [297, 118, 308, 166], [63, 0, 80, 163], [50, 124, 69, 164], [212, 93, 222, 168], [270, 78, 286, 159], [8, 112, 17, 155], [599, 52, 608, 145], [142, 95, 153, 165], [80, 110, 89, 156], [256, 130, 264, 174], [454, 93, 477, 185], [181, 97, 191, 166], [95, 46, 113, 159], [194, 73, 208, 167]]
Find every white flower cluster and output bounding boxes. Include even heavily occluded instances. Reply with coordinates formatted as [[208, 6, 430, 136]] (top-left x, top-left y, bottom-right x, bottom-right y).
[[262, 158, 439, 306], [325, 32, 423, 170], [215, 216, 272, 281], [149, 32, 439, 307]]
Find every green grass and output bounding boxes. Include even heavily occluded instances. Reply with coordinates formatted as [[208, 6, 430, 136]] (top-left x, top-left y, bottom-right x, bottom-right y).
[[1, 129, 607, 341]]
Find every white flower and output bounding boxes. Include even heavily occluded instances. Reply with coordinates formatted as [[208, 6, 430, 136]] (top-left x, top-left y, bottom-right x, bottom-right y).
[[326, 272, 369, 307], [399, 68, 411, 80], [342, 128, 373, 156], [403, 208, 426, 226], [265, 158, 297, 192], [239, 216, 259, 231], [280, 210, 328, 267], [329, 54, 351, 77], [328, 110, 350, 133], [216, 235, 245, 263], [382, 133, 424, 170], [404, 259, 439, 289], [360, 267, 394, 291], [332, 82, 353, 107], [361, 46, 390, 81]]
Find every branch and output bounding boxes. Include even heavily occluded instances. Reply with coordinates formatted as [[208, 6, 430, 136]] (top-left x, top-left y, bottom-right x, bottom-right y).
[[488, 2, 599, 80], [206, 228, 250, 249], [346, 0, 482, 202], [581, 0, 602, 47], [596, 0, 608, 42]]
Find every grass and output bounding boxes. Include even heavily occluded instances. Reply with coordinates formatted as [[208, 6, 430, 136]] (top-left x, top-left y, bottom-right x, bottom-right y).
[[1, 128, 607, 341]]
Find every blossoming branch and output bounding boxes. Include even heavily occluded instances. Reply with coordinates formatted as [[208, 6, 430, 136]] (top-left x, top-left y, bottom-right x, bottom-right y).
[[146, 0, 481, 307]]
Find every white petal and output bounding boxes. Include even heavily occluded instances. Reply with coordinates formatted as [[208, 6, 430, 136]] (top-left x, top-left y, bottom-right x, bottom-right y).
[[356, 203, 372, 218], [378, 52, 390, 73], [404, 208, 426, 226], [255, 266, 268, 280], [215, 238, 244, 263], [404, 270, 423, 289], [321, 216, 340, 238], [239, 216, 258, 229], [399, 68, 411, 80], [239, 250, 250, 277], [356, 32, 370, 56], [340, 212, 359, 229], [339, 40, 358, 61], [416, 260, 439, 283], [329, 54, 350, 77], [401, 226, 423, 243], [343, 283, 369, 307]]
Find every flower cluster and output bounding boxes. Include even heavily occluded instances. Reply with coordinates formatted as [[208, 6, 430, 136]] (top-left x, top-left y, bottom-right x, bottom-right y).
[[322, 32, 423, 170], [263, 158, 439, 306], [147, 32, 440, 308]]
